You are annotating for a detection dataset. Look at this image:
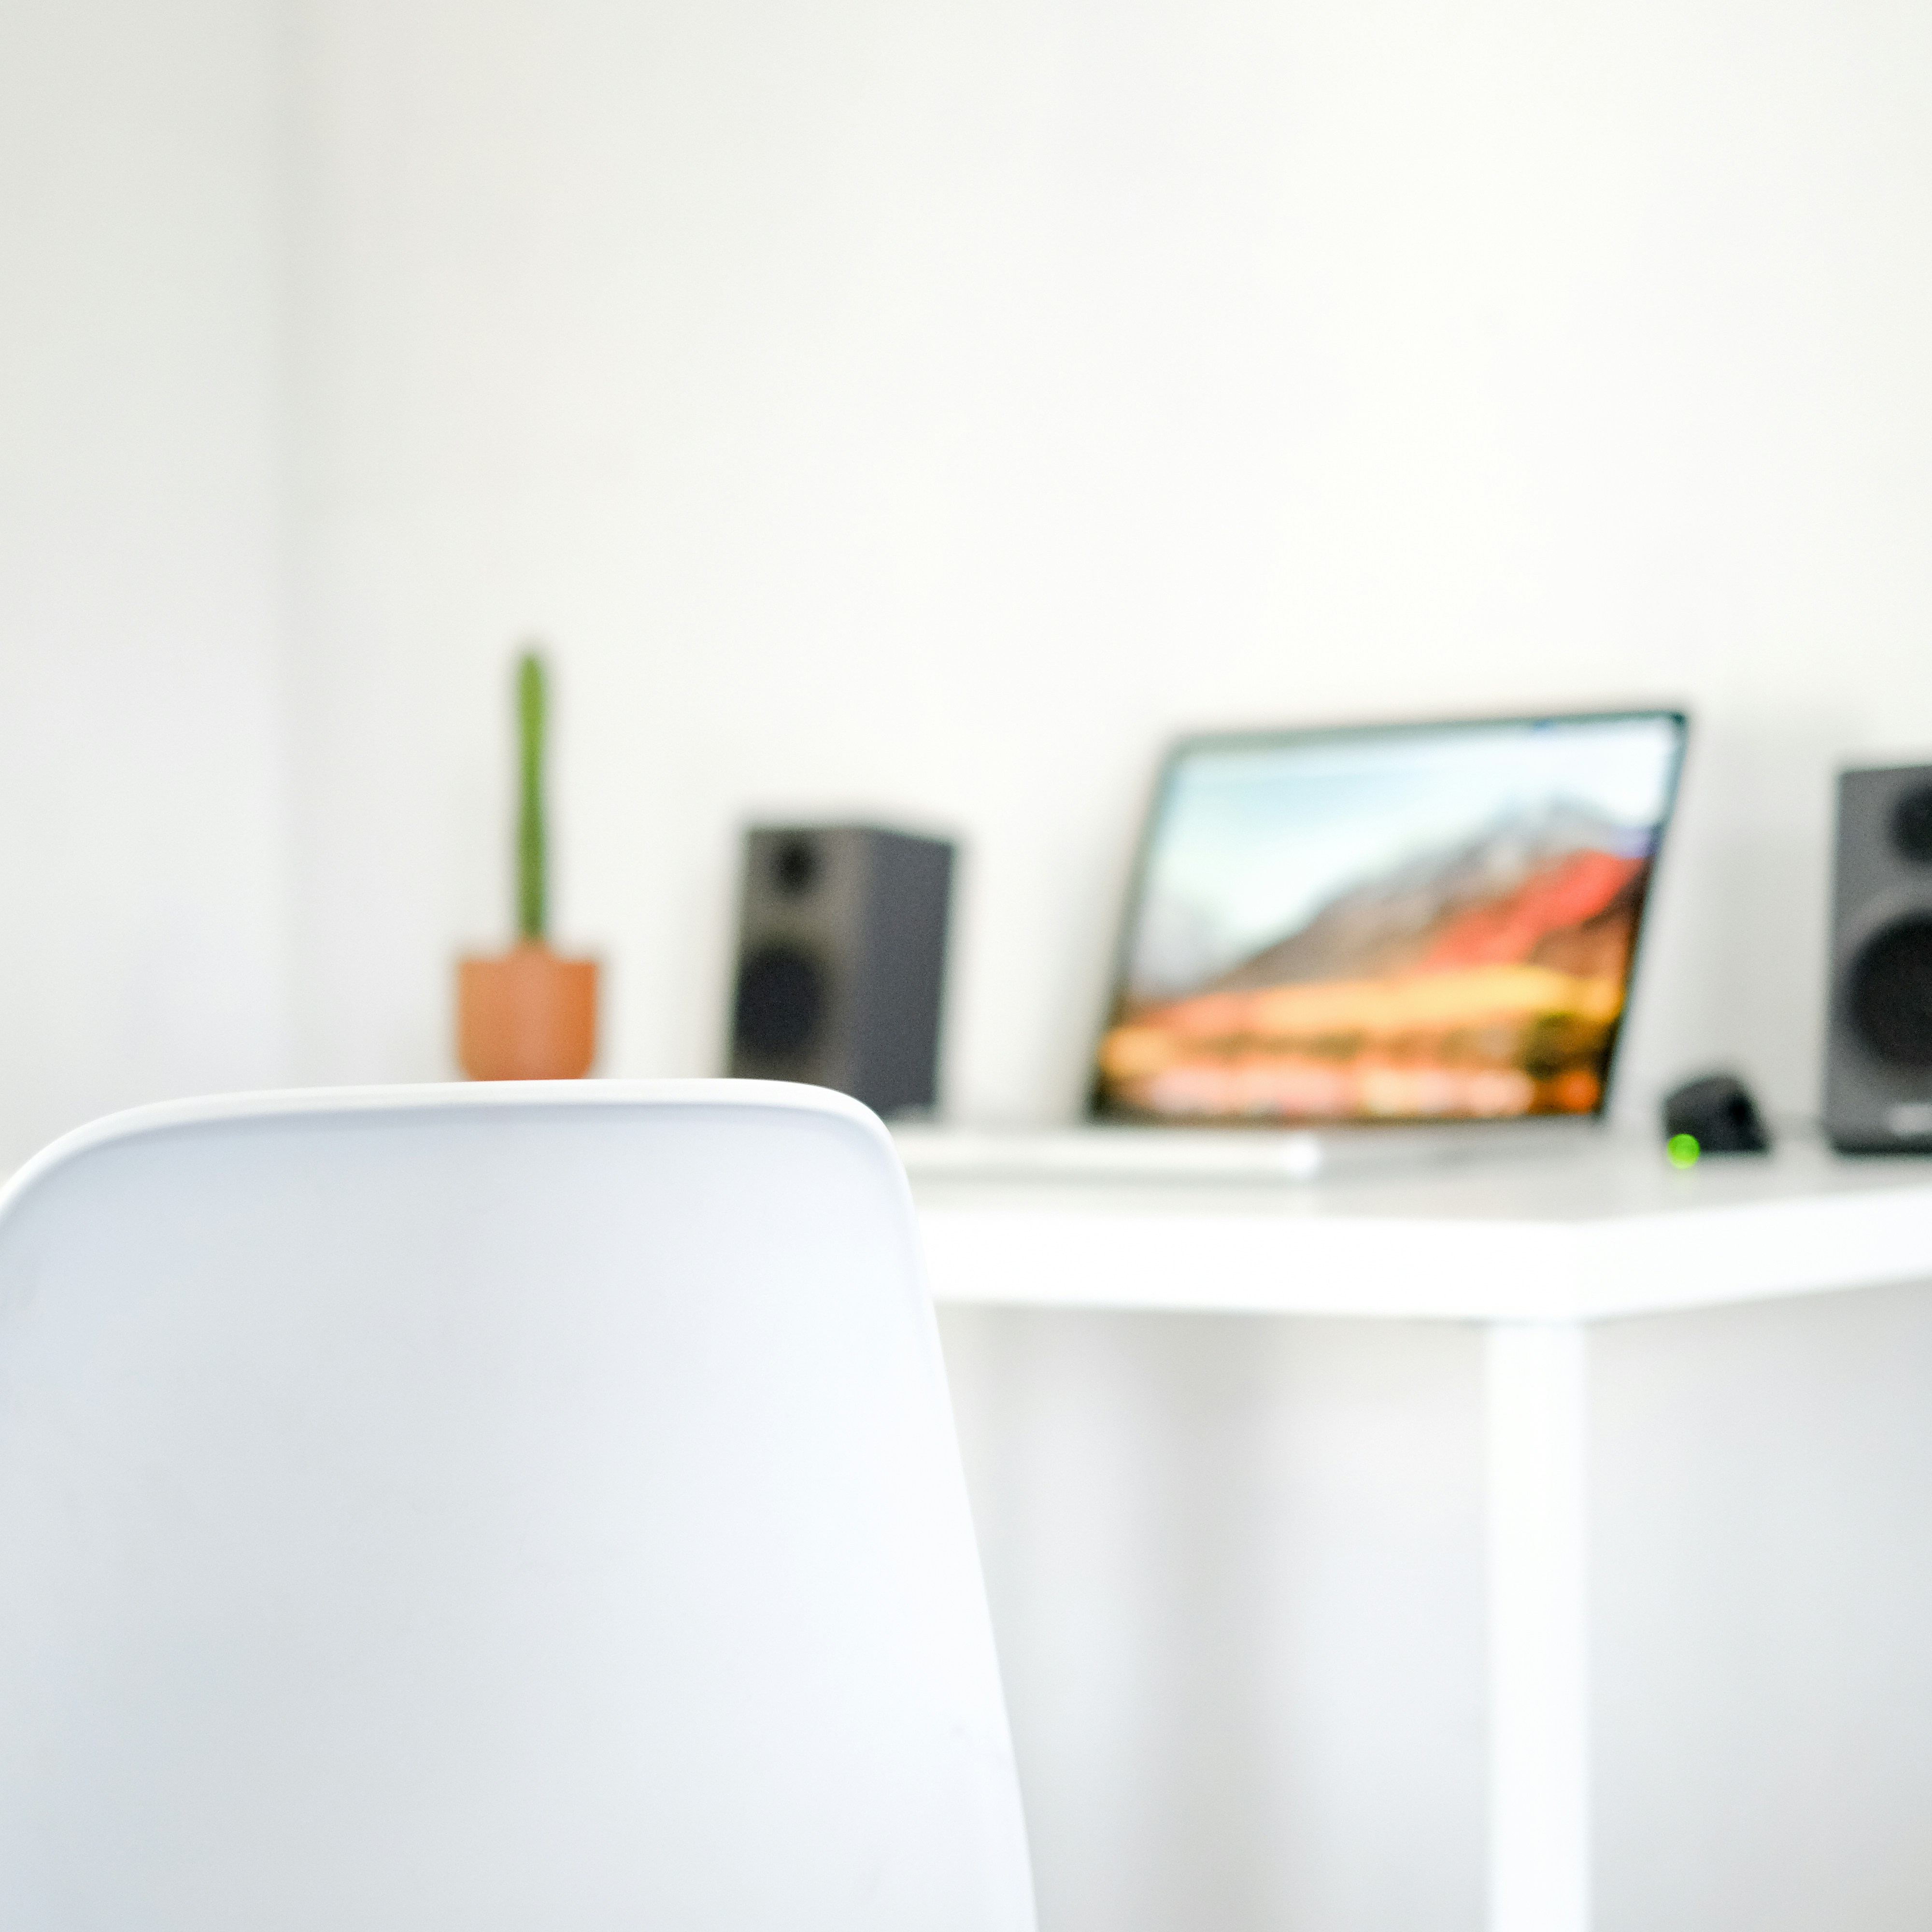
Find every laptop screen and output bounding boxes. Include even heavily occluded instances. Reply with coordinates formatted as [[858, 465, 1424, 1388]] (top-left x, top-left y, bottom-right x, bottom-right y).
[[1092, 710, 1688, 1125]]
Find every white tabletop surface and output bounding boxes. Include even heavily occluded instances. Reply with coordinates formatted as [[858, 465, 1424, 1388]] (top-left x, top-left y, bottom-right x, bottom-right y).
[[909, 1128, 1932, 1323]]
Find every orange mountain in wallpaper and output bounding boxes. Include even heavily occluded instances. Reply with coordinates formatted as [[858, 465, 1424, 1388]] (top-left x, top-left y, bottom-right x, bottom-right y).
[[1415, 847, 1642, 974], [1097, 821, 1652, 1122]]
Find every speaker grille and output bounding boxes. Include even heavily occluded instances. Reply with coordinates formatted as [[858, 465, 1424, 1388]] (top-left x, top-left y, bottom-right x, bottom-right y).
[[733, 943, 826, 1060], [1850, 914, 1932, 1068]]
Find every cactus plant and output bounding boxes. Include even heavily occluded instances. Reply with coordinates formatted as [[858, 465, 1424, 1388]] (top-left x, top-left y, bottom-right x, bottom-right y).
[[456, 643, 597, 1080], [516, 649, 546, 944]]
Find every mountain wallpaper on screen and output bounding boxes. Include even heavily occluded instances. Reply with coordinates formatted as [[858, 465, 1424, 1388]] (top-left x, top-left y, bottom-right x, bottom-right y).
[[1097, 806, 1653, 1121]]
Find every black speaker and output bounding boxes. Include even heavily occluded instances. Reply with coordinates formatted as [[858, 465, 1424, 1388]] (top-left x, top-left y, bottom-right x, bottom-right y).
[[728, 824, 955, 1118], [1825, 763, 1932, 1151]]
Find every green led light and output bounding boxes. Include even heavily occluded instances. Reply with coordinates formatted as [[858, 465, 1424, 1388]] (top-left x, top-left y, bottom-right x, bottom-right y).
[[1666, 1133, 1701, 1169]]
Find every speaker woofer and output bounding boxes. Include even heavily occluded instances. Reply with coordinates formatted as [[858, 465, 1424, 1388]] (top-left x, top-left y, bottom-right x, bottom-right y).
[[1849, 913, 1932, 1068], [733, 943, 825, 1059]]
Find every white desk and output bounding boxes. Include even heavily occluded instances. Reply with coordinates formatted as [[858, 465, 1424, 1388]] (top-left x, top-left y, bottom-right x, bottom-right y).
[[906, 1131, 1932, 1932]]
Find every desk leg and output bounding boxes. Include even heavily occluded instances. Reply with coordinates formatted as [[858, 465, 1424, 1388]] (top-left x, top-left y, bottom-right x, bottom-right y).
[[1486, 1321, 1590, 1932]]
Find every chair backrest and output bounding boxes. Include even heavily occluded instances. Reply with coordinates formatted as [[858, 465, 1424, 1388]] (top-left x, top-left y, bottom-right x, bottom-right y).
[[0, 1081, 1034, 1931]]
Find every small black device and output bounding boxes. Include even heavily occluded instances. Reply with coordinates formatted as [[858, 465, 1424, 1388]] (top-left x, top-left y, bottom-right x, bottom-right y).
[[1824, 763, 1932, 1152], [1662, 1074, 1771, 1160], [728, 823, 955, 1118]]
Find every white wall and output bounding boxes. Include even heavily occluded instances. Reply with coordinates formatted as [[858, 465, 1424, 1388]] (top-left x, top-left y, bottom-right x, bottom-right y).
[[941, 1307, 1487, 1932], [283, 0, 1932, 1125], [1594, 1276, 1932, 1932], [0, 0, 292, 1168]]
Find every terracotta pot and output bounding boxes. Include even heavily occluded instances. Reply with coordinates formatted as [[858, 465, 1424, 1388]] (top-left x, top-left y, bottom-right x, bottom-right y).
[[457, 943, 598, 1080]]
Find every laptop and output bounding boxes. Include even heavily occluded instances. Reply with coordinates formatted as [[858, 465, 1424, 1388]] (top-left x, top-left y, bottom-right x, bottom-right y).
[[895, 707, 1689, 1184]]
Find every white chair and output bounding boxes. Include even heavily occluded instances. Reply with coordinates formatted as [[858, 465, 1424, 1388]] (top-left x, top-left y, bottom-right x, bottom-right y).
[[0, 1080, 1034, 1931]]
